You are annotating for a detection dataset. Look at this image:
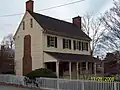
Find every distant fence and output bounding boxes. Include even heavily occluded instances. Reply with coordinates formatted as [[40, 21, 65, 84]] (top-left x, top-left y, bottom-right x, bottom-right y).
[[0, 74, 37, 88], [0, 74, 25, 85], [0, 74, 120, 90]]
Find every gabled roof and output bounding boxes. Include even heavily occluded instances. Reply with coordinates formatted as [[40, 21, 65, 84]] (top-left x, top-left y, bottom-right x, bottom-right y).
[[45, 52, 94, 62], [29, 11, 91, 41]]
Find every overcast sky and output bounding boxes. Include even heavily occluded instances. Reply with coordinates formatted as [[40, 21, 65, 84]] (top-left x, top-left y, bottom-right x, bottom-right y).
[[0, 0, 113, 42]]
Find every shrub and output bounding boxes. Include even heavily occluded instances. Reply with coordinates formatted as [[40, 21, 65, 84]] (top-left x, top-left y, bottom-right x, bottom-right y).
[[24, 68, 57, 87], [25, 68, 57, 79]]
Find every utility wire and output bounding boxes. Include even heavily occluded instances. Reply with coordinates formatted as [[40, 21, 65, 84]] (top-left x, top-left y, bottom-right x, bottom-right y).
[[0, 13, 24, 17], [0, 0, 85, 17], [36, 0, 85, 12]]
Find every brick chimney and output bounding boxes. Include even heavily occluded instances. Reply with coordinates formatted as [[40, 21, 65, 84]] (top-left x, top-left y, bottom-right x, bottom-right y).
[[73, 16, 81, 28], [26, 0, 34, 12]]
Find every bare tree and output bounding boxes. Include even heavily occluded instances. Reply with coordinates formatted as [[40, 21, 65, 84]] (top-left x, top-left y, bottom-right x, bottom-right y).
[[1, 33, 14, 49], [101, 0, 120, 52], [82, 13, 106, 56]]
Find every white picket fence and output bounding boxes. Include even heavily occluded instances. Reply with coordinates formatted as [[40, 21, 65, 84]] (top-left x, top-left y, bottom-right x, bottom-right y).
[[0, 74, 120, 90], [36, 77, 120, 90]]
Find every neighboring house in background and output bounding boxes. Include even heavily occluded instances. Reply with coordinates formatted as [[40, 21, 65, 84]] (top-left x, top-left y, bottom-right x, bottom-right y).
[[93, 57, 104, 76], [0, 45, 14, 74], [14, 0, 97, 79], [104, 52, 120, 76]]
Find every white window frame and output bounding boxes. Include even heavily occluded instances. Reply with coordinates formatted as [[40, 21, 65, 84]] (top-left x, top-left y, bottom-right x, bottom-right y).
[[64, 39, 71, 49], [82, 42, 88, 51], [49, 37, 55, 47], [64, 39, 69, 48], [74, 40, 81, 50]]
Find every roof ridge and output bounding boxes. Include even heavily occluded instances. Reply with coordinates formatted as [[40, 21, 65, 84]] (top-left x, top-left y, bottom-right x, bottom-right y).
[[29, 11, 76, 26]]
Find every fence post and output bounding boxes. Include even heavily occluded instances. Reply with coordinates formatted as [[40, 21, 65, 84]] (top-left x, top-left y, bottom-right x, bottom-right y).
[[114, 82, 117, 90], [57, 78, 59, 90], [81, 80, 84, 90]]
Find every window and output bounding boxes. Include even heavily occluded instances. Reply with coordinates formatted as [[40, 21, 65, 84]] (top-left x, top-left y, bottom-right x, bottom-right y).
[[30, 18, 33, 28], [82, 42, 88, 51], [82, 62, 86, 70], [73, 40, 81, 50], [47, 36, 57, 48], [63, 39, 71, 49], [23, 21, 25, 30]]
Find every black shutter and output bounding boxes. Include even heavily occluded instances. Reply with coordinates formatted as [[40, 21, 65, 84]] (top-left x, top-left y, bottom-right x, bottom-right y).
[[86, 43, 88, 51], [73, 40, 76, 50], [47, 36, 50, 47], [55, 37, 57, 48], [79, 41, 81, 50], [82, 42, 84, 50], [69, 40, 71, 49], [63, 39, 65, 49]]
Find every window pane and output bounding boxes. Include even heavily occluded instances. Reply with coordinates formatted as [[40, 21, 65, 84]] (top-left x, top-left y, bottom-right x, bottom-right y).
[[50, 40, 55, 46], [63, 39, 71, 49], [73, 40, 82, 51], [47, 36, 57, 48], [50, 37, 55, 47], [64, 39, 68, 48], [81, 42, 89, 51], [76, 41, 79, 49]]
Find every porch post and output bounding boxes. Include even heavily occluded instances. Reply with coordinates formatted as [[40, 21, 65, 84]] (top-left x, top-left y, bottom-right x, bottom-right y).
[[94, 62, 96, 76], [77, 62, 79, 80], [86, 62, 88, 74], [89, 62, 92, 74], [56, 61, 59, 78], [69, 62, 72, 80], [79, 62, 82, 75]]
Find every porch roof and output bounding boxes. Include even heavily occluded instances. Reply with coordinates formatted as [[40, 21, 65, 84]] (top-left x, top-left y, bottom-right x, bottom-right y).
[[45, 52, 94, 62]]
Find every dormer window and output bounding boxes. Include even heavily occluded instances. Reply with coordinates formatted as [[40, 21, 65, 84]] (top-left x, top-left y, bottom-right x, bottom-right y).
[[30, 18, 33, 28], [47, 36, 57, 48], [63, 39, 71, 49], [23, 21, 25, 30]]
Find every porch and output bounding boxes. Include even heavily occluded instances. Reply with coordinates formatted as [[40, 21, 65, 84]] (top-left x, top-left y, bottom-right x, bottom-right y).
[[45, 61, 96, 79], [44, 52, 96, 79]]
